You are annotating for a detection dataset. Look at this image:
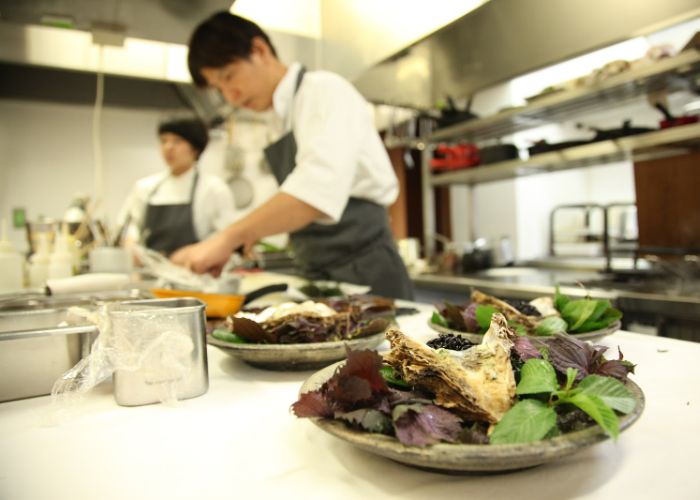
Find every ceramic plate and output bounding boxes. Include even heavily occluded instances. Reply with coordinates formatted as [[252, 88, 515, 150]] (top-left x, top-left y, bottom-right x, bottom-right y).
[[207, 331, 386, 371], [300, 361, 644, 473], [427, 320, 622, 343]]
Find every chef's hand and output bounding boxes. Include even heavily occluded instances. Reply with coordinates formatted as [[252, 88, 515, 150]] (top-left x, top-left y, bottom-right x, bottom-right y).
[[171, 230, 238, 275]]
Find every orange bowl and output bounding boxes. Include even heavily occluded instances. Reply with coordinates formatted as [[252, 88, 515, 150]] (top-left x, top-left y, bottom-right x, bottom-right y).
[[150, 288, 245, 318]]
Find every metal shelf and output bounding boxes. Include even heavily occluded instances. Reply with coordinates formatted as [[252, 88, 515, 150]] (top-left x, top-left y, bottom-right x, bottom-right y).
[[428, 49, 700, 143], [430, 122, 700, 186]]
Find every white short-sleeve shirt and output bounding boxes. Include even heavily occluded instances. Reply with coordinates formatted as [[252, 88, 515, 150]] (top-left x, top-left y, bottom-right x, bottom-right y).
[[118, 167, 236, 242], [269, 63, 399, 223]]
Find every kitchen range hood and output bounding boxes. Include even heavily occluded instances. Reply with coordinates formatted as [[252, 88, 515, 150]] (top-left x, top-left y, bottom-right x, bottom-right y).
[[0, 0, 234, 123], [354, 0, 700, 109]]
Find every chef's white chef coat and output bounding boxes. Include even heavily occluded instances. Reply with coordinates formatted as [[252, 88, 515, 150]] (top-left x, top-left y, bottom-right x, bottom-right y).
[[117, 167, 236, 242], [269, 62, 399, 223]]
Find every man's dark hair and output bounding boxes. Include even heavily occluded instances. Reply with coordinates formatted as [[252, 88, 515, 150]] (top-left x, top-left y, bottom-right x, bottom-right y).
[[158, 118, 209, 159], [188, 11, 277, 87]]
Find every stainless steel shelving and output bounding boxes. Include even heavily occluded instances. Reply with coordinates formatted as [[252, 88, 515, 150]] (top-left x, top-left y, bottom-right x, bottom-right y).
[[430, 122, 700, 186], [428, 49, 700, 143]]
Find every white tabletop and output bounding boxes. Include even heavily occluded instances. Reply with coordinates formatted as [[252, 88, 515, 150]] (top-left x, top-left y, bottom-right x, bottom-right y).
[[1, 296, 699, 500]]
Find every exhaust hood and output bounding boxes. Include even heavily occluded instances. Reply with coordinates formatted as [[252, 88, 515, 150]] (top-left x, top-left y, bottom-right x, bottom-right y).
[[354, 0, 700, 109]]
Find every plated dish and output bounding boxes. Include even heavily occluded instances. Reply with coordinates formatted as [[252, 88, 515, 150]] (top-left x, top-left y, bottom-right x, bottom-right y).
[[207, 295, 394, 370], [300, 362, 643, 472], [207, 331, 387, 370], [293, 314, 642, 472], [427, 319, 621, 343], [429, 288, 622, 342]]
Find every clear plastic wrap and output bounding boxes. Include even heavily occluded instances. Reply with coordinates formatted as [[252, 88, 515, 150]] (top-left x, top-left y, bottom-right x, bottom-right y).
[[51, 298, 208, 409]]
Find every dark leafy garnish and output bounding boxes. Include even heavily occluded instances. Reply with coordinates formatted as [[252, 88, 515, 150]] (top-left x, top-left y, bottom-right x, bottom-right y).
[[292, 349, 465, 447], [541, 334, 635, 382], [230, 295, 394, 344], [392, 404, 462, 446]]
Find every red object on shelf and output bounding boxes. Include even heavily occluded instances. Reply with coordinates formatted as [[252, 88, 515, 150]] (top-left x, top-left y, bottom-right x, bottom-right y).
[[430, 143, 480, 171], [660, 115, 699, 129]]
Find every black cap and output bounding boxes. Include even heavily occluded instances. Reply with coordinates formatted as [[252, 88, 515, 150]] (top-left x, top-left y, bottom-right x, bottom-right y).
[[158, 119, 209, 158]]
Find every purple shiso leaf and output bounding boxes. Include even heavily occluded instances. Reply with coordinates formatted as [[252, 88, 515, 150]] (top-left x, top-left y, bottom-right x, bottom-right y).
[[291, 390, 333, 418], [462, 302, 480, 333], [513, 335, 542, 361], [393, 404, 463, 447]]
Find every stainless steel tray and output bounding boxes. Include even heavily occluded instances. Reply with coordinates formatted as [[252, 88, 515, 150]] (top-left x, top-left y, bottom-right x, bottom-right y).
[[0, 306, 98, 403]]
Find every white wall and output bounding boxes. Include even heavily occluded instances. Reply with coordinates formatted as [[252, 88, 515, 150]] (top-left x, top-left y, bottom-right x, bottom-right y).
[[0, 99, 231, 253]]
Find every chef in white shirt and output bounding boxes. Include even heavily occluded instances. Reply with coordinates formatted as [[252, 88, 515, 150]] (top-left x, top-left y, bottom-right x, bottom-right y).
[[117, 118, 236, 256], [172, 11, 413, 299]]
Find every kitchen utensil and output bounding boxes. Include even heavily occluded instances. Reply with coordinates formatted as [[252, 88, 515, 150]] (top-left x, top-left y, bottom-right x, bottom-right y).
[[654, 102, 699, 129], [528, 139, 591, 156], [25, 218, 60, 256], [0, 306, 97, 402], [430, 143, 479, 171], [150, 283, 288, 318], [89, 246, 132, 273], [436, 95, 478, 128], [461, 246, 493, 273], [478, 144, 519, 165], [109, 298, 209, 406], [0, 273, 133, 309], [578, 120, 656, 142]]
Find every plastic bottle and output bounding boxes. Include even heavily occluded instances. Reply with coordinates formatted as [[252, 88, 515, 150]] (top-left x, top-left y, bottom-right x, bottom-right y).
[[29, 233, 51, 288], [0, 219, 25, 293], [48, 225, 74, 280]]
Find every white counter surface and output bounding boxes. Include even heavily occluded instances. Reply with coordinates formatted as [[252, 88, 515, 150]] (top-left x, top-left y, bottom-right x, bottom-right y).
[[1, 280, 699, 500]]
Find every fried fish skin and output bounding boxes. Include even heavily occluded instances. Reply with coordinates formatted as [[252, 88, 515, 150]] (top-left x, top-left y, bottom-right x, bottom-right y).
[[385, 314, 516, 423]]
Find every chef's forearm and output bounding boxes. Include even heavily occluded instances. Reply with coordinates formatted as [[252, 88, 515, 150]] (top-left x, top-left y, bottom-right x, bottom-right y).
[[224, 192, 325, 247]]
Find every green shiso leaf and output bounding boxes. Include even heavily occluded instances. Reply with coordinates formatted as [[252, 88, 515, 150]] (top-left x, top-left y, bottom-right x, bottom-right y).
[[490, 399, 558, 444], [565, 392, 620, 439], [561, 299, 599, 331], [516, 359, 559, 395], [554, 285, 570, 312], [379, 365, 412, 389], [430, 311, 449, 328], [564, 367, 579, 392], [475, 305, 497, 332], [576, 375, 636, 414], [534, 316, 568, 336], [212, 329, 248, 344]]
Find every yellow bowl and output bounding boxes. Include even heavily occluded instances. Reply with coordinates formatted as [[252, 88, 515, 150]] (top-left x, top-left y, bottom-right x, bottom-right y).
[[150, 288, 245, 318]]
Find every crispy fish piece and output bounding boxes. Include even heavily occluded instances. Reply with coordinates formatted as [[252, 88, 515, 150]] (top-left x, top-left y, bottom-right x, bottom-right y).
[[385, 313, 517, 423], [471, 290, 540, 332]]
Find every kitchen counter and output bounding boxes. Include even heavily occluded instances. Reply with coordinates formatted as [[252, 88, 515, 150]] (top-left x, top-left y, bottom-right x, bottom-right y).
[[0, 281, 699, 500]]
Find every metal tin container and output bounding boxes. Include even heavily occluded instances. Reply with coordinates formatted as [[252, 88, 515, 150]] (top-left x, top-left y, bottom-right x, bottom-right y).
[[0, 306, 97, 402], [110, 298, 209, 406]]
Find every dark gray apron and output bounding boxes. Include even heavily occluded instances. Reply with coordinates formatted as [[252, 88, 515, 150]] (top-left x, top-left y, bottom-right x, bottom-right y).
[[264, 68, 413, 300], [142, 170, 200, 256]]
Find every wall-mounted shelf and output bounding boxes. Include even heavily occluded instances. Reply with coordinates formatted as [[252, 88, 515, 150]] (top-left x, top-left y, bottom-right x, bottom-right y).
[[428, 49, 700, 143], [429, 122, 700, 186]]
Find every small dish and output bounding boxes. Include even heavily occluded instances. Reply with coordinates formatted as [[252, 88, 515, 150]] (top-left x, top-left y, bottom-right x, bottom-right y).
[[300, 360, 644, 473], [207, 331, 387, 371], [151, 288, 244, 318], [427, 320, 621, 343]]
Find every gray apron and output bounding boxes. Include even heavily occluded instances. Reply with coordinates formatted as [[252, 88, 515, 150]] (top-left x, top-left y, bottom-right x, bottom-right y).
[[143, 170, 200, 256], [264, 67, 413, 300]]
